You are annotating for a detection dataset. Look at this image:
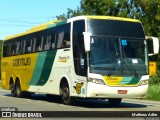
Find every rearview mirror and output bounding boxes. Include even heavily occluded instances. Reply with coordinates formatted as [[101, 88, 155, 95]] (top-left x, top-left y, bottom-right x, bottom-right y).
[[146, 36, 159, 56], [83, 32, 91, 52]]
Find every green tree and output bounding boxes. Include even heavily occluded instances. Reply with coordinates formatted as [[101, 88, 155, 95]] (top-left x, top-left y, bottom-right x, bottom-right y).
[[136, 0, 160, 66], [57, 0, 160, 37], [80, 0, 143, 18], [56, 7, 83, 20], [136, 0, 160, 37], [57, 0, 145, 19]]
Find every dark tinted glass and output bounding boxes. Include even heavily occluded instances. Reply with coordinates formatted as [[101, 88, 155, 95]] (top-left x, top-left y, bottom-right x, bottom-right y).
[[73, 20, 87, 76], [88, 19, 145, 38], [2, 23, 71, 57]]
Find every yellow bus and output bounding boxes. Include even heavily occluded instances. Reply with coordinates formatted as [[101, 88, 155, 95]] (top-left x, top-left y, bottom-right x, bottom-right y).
[[1, 16, 159, 106]]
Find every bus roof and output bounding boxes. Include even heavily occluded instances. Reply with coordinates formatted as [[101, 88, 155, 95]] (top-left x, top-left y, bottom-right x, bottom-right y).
[[4, 15, 141, 40], [86, 16, 141, 23]]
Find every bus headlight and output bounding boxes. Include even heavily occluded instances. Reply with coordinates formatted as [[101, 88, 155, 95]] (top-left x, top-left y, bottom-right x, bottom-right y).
[[138, 80, 148, 86], [88, 78, 106, 85]]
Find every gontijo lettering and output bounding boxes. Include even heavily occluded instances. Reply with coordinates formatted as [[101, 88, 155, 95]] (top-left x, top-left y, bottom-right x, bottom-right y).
[[106, 77, 119, 80], [13, 57, 31, 67]]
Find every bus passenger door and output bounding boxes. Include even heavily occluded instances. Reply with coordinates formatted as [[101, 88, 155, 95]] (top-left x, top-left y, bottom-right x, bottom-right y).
[[72, 20, 88, 98]]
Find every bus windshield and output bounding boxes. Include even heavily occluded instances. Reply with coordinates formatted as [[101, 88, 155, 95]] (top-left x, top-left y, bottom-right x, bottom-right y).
[[89, 36, 148, 76], [88, 19, 148, 77]]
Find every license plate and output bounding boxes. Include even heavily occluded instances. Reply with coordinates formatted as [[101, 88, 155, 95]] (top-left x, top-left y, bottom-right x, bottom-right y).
[[117, 90, 128, 94]]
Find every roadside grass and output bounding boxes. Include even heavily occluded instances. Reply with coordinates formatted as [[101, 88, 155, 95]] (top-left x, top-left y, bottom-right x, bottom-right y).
[[0, 81, 1, 87], [144, 84, 160, 101], [144, 70, 160, 101]]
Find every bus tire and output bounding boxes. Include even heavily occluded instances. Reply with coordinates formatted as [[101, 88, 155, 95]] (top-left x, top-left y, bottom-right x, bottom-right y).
[[10, 81, 16, 97], [108, 98, 122, 107], [61, 83, 75, 105], [15, 80, 24, 98]]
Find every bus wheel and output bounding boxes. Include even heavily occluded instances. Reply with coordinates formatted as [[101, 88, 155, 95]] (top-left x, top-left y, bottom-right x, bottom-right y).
[[108, 98, 122, 107], [15, 80, 24, 98], [62, 83, 74, 105], [10, 81, 16, 97]]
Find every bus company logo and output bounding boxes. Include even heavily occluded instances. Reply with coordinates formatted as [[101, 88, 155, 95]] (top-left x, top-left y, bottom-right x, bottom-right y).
[[13, 57, 31, 67], [58, 56, 69, 63], [106, 77, 118, 81]]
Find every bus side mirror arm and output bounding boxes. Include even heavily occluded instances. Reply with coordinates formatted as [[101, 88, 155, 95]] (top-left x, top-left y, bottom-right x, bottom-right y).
[[146, 36, 159, 56], [83, 32, 91, 52]]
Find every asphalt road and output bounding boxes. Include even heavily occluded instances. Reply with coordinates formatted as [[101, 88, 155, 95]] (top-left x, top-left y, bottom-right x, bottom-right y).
[[0, 88, 160, 111], [0, 88, 160, 120]]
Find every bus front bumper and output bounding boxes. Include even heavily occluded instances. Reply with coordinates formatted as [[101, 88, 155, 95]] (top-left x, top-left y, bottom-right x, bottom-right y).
[[86, 82, 148, 98]]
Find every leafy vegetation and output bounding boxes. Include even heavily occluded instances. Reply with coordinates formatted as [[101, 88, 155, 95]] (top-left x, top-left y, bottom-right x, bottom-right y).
[[145, 83, 160, 101], [149, 71, 160, 85], [57, 0, 160, 38], [145, 70, 160, 101]]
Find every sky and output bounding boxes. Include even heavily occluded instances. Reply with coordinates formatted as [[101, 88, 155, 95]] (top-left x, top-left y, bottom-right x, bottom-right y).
[[0, 0, 80, 39]]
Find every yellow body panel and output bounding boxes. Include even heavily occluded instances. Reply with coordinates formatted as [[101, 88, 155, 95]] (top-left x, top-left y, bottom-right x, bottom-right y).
[[1, 53, 38, 90], [103, 76, 139, 87], [103, 76, 123, 85]]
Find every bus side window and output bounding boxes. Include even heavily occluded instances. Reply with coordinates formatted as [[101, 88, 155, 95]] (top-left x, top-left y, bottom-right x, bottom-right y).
[[16, 41, 21, 55], [17, 39, 24, 55], [20, 40, 23, 54], [3, 42, 7, 57], [32, 37, 36, 52], [55, 23, 71, 49], [22, 40, 26, 54], [39, 37, 43, 51], [11, 41, 16, 55], [51, 33, 56, 49], [46, 34, 51, 50], [63, 24, 70, 48], [3, 41, 9, 57], [28, 39, 32, 53], [36, 33, 43, 52], [56, 32, 64, 48], [42, 36, 47, 51], [25, 37, 31, 53], [54, 32, 59, 48], [61, 39, 67, 48]]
